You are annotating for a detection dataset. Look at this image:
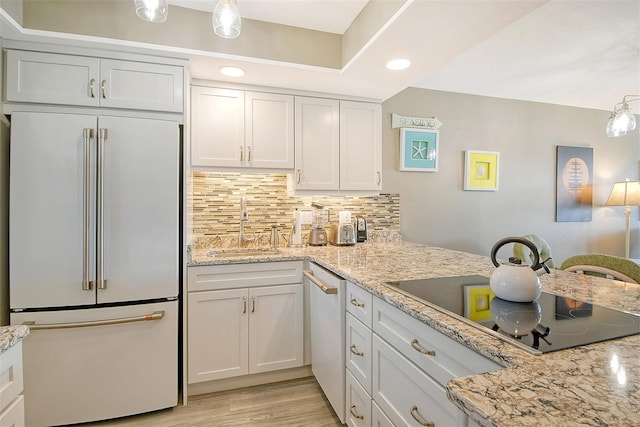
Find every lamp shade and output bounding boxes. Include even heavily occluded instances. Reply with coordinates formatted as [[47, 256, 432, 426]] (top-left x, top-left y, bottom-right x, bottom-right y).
[[134, 0, 168, 23], [605, 181, 640, 206]]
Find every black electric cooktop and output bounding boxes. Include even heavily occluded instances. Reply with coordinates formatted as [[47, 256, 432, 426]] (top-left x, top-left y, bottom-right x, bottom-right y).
[[384, 275, 640, 355]]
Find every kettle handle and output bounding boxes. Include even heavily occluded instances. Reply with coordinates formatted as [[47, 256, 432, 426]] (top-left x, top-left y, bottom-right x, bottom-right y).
[[490, 237, 540, 268]]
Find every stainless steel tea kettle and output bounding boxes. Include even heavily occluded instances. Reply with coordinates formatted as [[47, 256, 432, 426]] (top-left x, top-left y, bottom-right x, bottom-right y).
[[489, 237, 551, 302]]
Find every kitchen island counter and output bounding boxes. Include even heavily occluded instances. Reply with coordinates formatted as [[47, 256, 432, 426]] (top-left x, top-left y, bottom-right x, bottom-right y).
[[0, 325, 29, 354], [188, 240, 640, 427]]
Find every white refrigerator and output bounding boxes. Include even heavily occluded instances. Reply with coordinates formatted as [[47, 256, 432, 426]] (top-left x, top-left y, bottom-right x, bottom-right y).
[[9, 111, 180, 426]]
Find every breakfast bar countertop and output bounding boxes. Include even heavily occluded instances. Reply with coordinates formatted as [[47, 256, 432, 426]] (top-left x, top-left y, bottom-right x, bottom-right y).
[[0, 325, 29, 354], [188, 240, 640, 427]]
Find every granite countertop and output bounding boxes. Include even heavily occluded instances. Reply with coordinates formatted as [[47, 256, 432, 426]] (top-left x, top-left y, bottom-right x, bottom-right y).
[[188, 240, 640, 427], [0, 325, 30, 354]]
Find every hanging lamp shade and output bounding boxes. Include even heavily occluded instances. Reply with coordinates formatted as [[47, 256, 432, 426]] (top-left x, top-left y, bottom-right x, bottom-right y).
[[213, 0, 242, 39], [134, 0, 168, 23]]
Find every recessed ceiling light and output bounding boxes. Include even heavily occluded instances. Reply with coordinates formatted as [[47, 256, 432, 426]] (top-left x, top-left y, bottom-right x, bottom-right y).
[[220, 66, 245, 77], [386, 59, 411, 71]]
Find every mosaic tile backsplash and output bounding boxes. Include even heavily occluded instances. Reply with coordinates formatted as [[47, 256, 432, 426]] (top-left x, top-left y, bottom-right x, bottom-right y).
[[188, 172, 401, 245]]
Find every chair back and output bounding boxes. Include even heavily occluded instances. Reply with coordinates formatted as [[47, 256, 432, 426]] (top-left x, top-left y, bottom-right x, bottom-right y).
[[560, 254, 640, 284]]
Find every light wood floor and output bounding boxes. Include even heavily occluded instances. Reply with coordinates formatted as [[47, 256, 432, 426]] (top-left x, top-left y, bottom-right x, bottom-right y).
[[85, 377, 343, 427]]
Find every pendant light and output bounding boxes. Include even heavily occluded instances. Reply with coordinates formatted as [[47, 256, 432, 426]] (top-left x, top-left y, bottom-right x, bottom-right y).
[[606, 95, 639, 137], [134, 0, 168, 23], [213, 0, 242, 39]]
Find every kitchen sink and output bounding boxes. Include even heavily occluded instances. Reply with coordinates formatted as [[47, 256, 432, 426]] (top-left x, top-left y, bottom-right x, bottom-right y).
[[207, 248, 283, 258]]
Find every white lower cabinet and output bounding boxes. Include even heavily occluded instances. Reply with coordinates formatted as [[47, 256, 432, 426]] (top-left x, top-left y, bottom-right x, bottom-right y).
[[346, 370, 372, 427], [373, 335, 459, 426], [0, 342, 25, 427], [344, 286, 502, 427], [187, 262, 304, 384]]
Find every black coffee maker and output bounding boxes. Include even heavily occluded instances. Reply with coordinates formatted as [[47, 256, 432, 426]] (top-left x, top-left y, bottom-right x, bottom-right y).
[[356, 216, 367, 242]]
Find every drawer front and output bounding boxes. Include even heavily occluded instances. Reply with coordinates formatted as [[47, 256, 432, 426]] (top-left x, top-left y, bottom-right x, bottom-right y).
[[346, 313, 372, 394], [372, 401, 395, 427], [0, 342, 23, 411], [346, 369, 371, 427], [0, 394, 24, 427], [347, 282, 373, 328], [188, 261, 303, 291], [372, 335, 458, 427], [373, 297, 501, 386]]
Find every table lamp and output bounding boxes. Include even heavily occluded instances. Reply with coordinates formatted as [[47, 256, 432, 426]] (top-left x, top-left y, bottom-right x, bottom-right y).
[[605, 180, 640, 258]]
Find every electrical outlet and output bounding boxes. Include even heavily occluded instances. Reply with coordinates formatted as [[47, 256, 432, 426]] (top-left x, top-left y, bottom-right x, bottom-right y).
[[299, 211, 313, 224], [339, 211, 351, 223]]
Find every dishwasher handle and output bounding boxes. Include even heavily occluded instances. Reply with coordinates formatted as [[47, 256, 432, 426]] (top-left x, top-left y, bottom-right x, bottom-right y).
[[303, 270, 338, 295]]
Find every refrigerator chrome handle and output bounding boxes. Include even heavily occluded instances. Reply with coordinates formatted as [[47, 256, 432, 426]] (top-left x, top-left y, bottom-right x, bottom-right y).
[[22, 311, 165, 330], [97, 128, 107, 290], [303, 270, 338, 295], [82, 129, 94, 291]]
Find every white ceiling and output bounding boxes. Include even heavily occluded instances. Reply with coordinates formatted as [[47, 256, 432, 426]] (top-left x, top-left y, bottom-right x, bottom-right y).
[[178, 0, 640, 112], [2, 0, 639, 112]]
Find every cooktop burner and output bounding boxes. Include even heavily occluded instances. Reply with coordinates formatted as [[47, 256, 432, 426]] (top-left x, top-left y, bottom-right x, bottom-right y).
[[384, 275, 640, 354]]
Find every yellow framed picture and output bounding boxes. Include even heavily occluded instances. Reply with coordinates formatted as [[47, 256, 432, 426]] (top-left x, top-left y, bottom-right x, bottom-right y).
[[464, 150, 499, 191]]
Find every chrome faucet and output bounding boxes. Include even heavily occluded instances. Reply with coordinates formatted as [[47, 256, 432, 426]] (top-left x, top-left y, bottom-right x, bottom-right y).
[[239, 196, 255, 247]]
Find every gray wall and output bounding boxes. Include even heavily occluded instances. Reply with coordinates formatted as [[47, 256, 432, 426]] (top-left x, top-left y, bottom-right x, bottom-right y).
[[382, 87, 640, 264]]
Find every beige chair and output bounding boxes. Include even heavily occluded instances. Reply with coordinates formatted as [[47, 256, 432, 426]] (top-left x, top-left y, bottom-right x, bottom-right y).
[[560, 254, 640, 284], [512, 234, 555, 268]]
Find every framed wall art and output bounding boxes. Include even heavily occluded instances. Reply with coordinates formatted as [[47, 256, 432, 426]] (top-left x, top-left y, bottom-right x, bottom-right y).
[[556, 145, 593, 222], [464, 150, 499, 191], [399, 128, 439, 172]]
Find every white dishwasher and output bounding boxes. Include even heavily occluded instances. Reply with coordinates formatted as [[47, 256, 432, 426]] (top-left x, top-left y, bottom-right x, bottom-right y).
[[305, 262, 346, 423]]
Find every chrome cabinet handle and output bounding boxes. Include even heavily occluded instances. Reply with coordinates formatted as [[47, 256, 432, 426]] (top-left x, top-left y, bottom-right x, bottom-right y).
[[411, 339, 436, 356], [349, 405, 364, 420], [23, 311, 165, 330], [303, 270, 338, 295], [251, 296, 256, 313], [82, 129, 94, 291], [96, 128, 107, 290], [350, 345, 364, 357], [296, 169, 301, 184], [377, 171, 381, 185], [410, 405, 434, 427], [350, 298, 364, 308], [247, 146, 252, 162], [101, 79, 106, 99], [242, 297, 247, 314], [240, 146, 244, 161], [89, 79, 96, 98]]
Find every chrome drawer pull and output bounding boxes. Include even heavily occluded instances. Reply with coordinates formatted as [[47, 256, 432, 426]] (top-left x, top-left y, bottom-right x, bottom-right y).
[[410, 405, 434, 427], [89, 78, 95, 98], [23, 311, 164, 330], [349, 405, 364, 420], [350, 298, 364, 308], [411, 339, 436, 356], [350, 345, 364, 357]]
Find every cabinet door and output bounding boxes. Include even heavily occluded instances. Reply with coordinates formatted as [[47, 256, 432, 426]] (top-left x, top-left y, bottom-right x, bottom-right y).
[[97, 116, 179, 303], [245, 91, 294, 169], [5, 50, 100, 107], [249, 284, 304, 373], [294, 96, 340, 190], [372, 335, 459, 427], [346, 313, 372, 394], [340, 101, 382, 191], [188, 289, 249, 383], [346, 370, 372, 427], [9, 112, 98, 309], [99, 59, 183, 112], [191, 87, 245, 167]]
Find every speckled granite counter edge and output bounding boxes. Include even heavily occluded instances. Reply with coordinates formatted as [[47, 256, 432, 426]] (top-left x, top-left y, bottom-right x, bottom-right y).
[[0, 325, 30, 353]]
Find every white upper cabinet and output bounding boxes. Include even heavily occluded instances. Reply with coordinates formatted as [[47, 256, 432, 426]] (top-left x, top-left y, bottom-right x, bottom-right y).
[[340, 101, 382, 191], [191, 86, 294, 169], [294, 96, 340, 190], [293, 97, 382, 192], [5, 50, 183, 112]]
